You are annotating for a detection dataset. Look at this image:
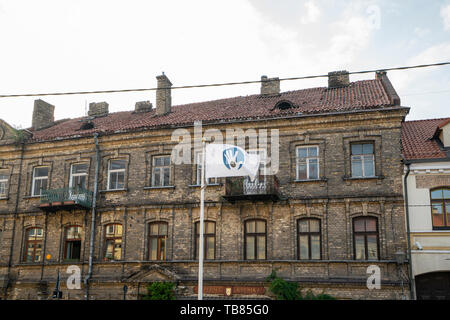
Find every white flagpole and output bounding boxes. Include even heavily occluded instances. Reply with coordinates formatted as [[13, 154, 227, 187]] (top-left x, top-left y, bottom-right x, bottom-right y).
[[198, 138, 206, 300]]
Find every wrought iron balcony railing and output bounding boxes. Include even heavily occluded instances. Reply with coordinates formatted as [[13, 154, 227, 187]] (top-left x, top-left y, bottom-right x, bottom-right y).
[[40, 187, 93, 211], [223, 175, 280, 202]]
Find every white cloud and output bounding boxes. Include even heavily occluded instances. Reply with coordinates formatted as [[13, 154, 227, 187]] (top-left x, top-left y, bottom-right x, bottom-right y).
[[300, 1, 321, 24], [441, 4, 450, 31]]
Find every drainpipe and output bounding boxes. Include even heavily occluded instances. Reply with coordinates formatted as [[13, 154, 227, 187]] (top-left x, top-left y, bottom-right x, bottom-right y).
[[5, 142, 25, 299], [403, 162, 415, 299], [85, 133, 100, 300]]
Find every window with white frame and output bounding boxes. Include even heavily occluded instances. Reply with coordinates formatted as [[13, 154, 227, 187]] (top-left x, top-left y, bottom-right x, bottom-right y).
[[351, 143, 375, 178], [0, 172, 8, 197], [152, 156, 171, 187], [31, 167, 49, 196], [70, 163, 88, 189], [196, 152, 217, 185], [108, 160, 126, 190], [296, 146, 319, 180]]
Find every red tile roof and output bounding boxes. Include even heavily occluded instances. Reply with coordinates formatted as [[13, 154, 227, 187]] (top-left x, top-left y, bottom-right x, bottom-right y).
[[401, 118, 450, 161], [30, 79, 394, 142]]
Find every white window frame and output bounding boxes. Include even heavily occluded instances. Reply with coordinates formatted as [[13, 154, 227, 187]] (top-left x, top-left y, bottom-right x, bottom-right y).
[[0, 173, 8, 197], [196, 152, 218, 186], [69, 163, 88, 189], [31, 166, 49, 196], [351, 143, 375, 178], [107, 160, 126, 190], [151, 155, 171, 187], [296, 146, 319, 180]]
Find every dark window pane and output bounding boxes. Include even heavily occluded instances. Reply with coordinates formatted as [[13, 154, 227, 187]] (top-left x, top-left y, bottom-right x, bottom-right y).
[[365, 218, 377, 232], [297, 148, 307, 158], [246, 221, 255, 233], [355, 235, 365, 260], [206, 237, 215, 259], [298, 219, 309, 233], [354, 219, 366, 232], [363, 155, 375, 176], [246, 236, 255, 260], [443, 189, 450, 199], [309, 159, 319, 179], [308, 147, 318, 157], [299, 235, 309, 259], [110, 160, 126, 170], [297, 163, 307, 180], [431, 189, 443, 199], [256, 221, 265, 233], [257, 236, 266, 259], [35, 167, 49, 177], [309, 219, 320, 233], [72, 164, 88, 174], [351, 144, 362, 155], [311, 235, 321, 260], [367, 235, 378, 260], [362, 144, 373, 154], [351, 156, 363, 177]]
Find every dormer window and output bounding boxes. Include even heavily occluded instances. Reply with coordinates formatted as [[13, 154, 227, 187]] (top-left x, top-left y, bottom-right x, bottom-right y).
[[275, 100, 294, 110]]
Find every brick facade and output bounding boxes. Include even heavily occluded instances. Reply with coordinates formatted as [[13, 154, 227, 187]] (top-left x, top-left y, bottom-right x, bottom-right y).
[[0, 105, 411, 300]]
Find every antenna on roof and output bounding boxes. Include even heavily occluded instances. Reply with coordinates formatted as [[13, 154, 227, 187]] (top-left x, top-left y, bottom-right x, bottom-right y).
[[84, 100, 87, 116]]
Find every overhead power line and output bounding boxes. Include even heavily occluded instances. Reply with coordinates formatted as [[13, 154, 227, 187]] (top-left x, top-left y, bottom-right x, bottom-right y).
[[0, 61, 449, 99]]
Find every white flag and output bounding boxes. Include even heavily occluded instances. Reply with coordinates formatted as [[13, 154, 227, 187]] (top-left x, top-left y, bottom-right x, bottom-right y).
[[205, 144, 260, 180]]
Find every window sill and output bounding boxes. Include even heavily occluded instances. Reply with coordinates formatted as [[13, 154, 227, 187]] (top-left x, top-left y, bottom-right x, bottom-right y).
[[188, 183, 222, 188], [342, 175, 384, 181], [144, 186, 176, 190], [100, 189, 128, 193], [432, 227, 450, 231], [23, 195, 42, 199], [0, 196, 9, 200], [293, 179, 327, 183]]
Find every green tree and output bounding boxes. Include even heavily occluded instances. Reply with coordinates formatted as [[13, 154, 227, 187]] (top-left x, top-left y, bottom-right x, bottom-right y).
[[142, 282, 176, 300]]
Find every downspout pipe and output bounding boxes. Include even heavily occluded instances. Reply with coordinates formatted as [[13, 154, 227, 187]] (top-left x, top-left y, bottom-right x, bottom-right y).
[[85, 133, 100, 300], [403, 162, 415, 299]]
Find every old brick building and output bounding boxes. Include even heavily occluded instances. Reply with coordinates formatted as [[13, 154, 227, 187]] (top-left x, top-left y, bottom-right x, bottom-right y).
[[0, 71, 410, 300]]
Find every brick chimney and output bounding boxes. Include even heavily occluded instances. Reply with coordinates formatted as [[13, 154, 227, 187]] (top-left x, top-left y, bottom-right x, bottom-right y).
[[260, 76, 280, 95], [32, 99, 55, 130], [156, 73, 172, 115], [376, 70, 401, 105], [328, 70, 349, 88], [135, 101, 153, 113], [88, 102, 109, 117]]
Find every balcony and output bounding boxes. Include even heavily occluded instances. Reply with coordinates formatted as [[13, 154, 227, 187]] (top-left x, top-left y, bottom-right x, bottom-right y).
[[39, 187, 93, 212], [223, 175, 280, 202]]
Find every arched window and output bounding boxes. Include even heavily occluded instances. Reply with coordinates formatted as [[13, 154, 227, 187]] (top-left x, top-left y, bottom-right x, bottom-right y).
[[297, 218, 321, 260], [353, 217, 379, 260], [195, 221, 215, 260], [244, 219, 266, 260], [148, 222, 168, 261], [430, 188, 450, 228], [104, 224, 122, 260], [24, 227, 43, 262], [64, 226, 82, 261]]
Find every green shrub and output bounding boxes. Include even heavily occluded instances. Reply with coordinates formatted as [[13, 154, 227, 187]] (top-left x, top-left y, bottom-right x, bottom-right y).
[[142, 281, 176, 300], [266, 271, 336, 300]]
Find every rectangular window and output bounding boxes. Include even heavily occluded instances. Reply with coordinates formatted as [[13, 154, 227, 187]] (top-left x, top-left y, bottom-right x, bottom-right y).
[[32, 167, 49, 196], [195, 221, 215, 260], [351, 143, 375, 178], [296, 146, 319, 180], [108, 160, 126, 190], [0, 173, 8, 197], [297, 219, 321, 260], [245, 220, 266, 260], [64, 226, 82, 261], [70, 163, 88, 189], [430, 188, 450, 228], [152, 156, 171, 187], [104, 224, 122, 260]]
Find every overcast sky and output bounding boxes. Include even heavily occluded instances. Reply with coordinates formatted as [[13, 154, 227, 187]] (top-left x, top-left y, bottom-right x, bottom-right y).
[[0, 0, 449, 129]]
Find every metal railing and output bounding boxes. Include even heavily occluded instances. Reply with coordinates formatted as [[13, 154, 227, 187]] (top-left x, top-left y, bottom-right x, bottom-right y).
[[40, 187, 93, 209], [225, 175, 280, 197]]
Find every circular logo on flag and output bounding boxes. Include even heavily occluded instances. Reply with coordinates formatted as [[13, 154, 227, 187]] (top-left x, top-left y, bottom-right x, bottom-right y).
[[223, 147, 244, 170]]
